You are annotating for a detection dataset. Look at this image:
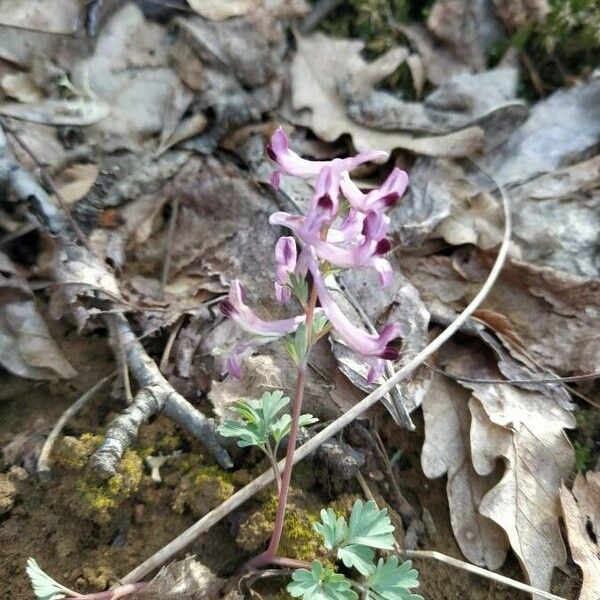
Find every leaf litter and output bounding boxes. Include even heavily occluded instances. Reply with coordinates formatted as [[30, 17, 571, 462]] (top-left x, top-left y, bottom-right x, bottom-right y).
[[0, 0, 598, 599]]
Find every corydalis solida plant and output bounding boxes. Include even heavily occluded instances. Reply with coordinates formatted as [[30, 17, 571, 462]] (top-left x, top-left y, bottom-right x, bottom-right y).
[[219, 126, 408, 568]]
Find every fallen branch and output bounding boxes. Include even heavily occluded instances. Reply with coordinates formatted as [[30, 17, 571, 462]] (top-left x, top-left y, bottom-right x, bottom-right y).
[[0, 124, 232, 475], [119, 163, 512, 584]]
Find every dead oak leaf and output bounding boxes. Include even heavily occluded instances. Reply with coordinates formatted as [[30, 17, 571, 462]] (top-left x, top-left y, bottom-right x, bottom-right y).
[[290, 33, 483, 157], [421, 374, 509, 569], [466, 382, 574, 592], [560, 472, 600, 600]]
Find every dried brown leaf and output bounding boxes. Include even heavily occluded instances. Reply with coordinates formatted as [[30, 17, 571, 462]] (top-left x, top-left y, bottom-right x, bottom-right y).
[[466, 378, 574, 591], [0, 252, 76, 380], [290, 33, 484, 157], [421, 374, 509, 569], [560, 472, 600, 600], [187, 0, 256, 20], [54, 163, 99, 204], [0, 0, 81, 33]]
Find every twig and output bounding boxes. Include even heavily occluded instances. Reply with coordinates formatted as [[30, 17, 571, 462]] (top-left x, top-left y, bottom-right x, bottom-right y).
[[90, 312, 232, 474], [107, 314, 134, 404], [119, 167, 512, 584], [159, 196, 179, 300], [1, 118, 91, 249], [399, 547, 566, 600], [0, 123, 232, 475], [37, 373, 116, 480], [159, 314, 184, 372]]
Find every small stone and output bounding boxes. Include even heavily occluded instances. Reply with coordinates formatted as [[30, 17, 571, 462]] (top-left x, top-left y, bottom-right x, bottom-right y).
[[0, 473, 18, 514], [8, 466, 28, 481]]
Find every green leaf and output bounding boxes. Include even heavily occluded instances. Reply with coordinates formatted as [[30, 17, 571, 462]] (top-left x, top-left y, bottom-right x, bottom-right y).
[[218, 392, 290, 449], [270, 413, 292, 445], [298, 413, 319, 428], [314, 508, 347, 550], [366, 557, 423, 600], [345, 500, 395, 550], [218, 420, 263, 448], [338, 544, 375, 576], [26, 558, 68, 600], [289, 273, 309, 305], [287, 560, 358, 600], [312, 312, 329, 336], [295, 323, 308, 361]]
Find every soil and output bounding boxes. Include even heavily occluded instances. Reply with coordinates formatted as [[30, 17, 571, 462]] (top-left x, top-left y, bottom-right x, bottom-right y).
[[0, 321, 587, 600]]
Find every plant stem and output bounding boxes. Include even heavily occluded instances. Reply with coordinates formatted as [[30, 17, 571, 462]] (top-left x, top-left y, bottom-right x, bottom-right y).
[[247, 284, 319, 568], [264, 445, 282, 494]]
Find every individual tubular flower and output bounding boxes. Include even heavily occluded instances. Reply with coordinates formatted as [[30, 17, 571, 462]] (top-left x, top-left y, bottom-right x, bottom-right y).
[[220, 280, 305, 337], [266, 126, 388, 190], [219, 280, 308, 377], [307, 252, 402, 383], [274, 236, 297, 303], [340, 167, 408, 212]]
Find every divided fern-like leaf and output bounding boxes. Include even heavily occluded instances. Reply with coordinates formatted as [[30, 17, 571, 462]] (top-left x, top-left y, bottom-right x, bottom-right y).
[[26, 558, 69, 600], [314, 508, 348, 550], [345, 500, 395, 550], [287, 560, 357, 600], [366, 557, 423, 600]]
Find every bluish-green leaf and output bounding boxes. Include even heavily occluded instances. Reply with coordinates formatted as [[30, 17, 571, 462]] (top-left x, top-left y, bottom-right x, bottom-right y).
[[26, 558, 68, 600], [345, 500, 395, 550], [338, 544, 375, 576], [366, 557, 423, 600], [314, 508, 347, 550], [287, 560, 358, 600]]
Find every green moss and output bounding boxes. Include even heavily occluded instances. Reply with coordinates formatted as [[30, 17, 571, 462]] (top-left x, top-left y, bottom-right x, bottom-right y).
[[172, 463, 234, 518], [236, 493, 323, 562], [54, 434, 143, 524], [574, 441, 592, 472]]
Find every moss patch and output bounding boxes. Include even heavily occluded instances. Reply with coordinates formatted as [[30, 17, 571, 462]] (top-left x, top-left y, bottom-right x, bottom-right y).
[[172, 460, 235, 518], [54, 434, 143, 524]]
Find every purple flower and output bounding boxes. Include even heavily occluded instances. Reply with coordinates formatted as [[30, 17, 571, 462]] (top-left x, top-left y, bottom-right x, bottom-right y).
[[219, 280, 304, 337], [270, 210, 394, 287], [340, 167, 408, 212], [266, 127, 388, 190], [307, 252, 401, 382], [274, 236, 297, 303]]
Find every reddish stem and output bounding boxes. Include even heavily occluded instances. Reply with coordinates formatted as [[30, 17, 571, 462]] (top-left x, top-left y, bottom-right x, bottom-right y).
[[247, 284, 319, 569]]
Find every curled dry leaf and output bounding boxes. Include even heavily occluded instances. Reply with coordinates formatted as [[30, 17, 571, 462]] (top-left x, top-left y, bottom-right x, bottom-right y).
[[560, 472, 600, 600], [421, 374, 508, 569], [0, 252, 76, 380], [400, 248, 600, 375], [290, 33, 484, 157]]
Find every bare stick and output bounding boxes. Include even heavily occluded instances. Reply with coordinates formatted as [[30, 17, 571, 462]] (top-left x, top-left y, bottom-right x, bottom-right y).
[[400, 548, 565, 600], [90, 313, 232, 474], [119, 172, 512, 584], [107, 315, 134, 404], [37, 373, 116, 480], [159, 315, 184, 373]]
